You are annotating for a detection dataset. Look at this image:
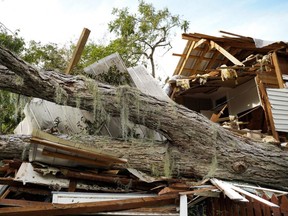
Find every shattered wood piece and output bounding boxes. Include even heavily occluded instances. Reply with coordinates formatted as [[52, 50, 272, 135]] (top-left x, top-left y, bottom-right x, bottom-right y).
[[168, 182, 190, 190], [0, 163, 9, 172], [41, 148, 112, 168], [0, 198, 50, 207], [232, 183, 288, 195], [0, 194, 177, 216], [271, 52, 285, 88], [61, 169, 153, 191], [210, 178, 248, 202], [0, 188, 10, 199], [68, 179, 77, 192], [0, 177, 19, 186], [230, 184, 279, 208], [31, 136, 126, 164], [188, 196, 207, 207], [210, 40, 244, 66], [158, 187, 187, 195], [9, 186, 51, 196], [0, 180, 51, 196], [179, 186, 217, 195], [65, 28, 90, 74], [126, 168, 159, 183]]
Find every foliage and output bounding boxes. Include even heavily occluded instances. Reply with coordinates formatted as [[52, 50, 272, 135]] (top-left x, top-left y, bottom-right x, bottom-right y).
[[78, 38, 137, 75], [108, 0, 189, 77], [0, 29, 25, 55], [23, 40, 69, 72]]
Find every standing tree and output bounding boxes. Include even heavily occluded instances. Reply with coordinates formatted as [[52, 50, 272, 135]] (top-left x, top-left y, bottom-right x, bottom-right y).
[[108, 0, 189, 78]]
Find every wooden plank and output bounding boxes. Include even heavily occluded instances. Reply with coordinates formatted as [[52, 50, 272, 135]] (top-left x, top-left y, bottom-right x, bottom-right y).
[[0, 194, 177, 216], [61, 169, 152, 190], [0, 188, 10, 199], [210, 104, 227, 123], [219, 30, 249, 39], [9, 186, 51, 196], [210, 178, 248, 202], [41, 148, 111, 168], [255, 76, 279, 141], [271, 194, 281, 216], [257, 73, 279, 86], [0, 198, 50, 207], [158, 187, 186, 195], [230, 185, 279, 208], [179, 186, 217, 195], [65, 28, 90, 74], [271, 52, 285, 88], [210, 41, 244, 66], [232, 184, 288, 195]]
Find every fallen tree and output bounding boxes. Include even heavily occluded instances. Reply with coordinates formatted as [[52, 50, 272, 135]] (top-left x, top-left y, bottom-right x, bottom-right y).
[[1, 46, 288, 189]]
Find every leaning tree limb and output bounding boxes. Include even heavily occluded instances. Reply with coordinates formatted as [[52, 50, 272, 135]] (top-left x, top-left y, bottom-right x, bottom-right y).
[[1, 46, 288, 189]]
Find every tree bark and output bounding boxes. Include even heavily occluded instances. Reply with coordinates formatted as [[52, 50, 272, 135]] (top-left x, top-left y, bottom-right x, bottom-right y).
[[1, 46, 288, 189]]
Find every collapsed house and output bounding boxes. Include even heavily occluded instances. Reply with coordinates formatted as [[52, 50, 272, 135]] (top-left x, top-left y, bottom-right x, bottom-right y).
[[1, 31, 288, 216], [168, 31, 288, 143]]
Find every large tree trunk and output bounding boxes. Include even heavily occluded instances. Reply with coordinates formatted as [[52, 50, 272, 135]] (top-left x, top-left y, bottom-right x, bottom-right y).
[[1, 46, 288, 189]]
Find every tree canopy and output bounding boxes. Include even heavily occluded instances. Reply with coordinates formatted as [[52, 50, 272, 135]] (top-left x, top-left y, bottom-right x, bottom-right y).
[[108, 0, 189, 78]]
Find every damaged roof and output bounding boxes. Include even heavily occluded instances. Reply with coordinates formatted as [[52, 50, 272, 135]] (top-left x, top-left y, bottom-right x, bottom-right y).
[[173, 31, 288, 77]]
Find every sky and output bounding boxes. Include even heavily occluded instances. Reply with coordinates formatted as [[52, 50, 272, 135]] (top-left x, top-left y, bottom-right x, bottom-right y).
[[1, 0, 288, 79]]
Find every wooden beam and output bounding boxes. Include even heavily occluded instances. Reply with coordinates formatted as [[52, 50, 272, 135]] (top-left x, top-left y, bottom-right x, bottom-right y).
[[271, 52, 285, 88], [177, 41, 195, 75], [255, 76, 279, 141], [9, 186, 51, 196], [179, 186, 217, 195], [210, 178, 248, 202], [177, 39, 207, 75], [65, 28, 90, 74], [61, 168, 152, 190], [0, 194, 177, 216], [210, 41, 244, 66], [230, 185, 279, 208], [0, 198, 50, 207], [219, 30, 249, 39]]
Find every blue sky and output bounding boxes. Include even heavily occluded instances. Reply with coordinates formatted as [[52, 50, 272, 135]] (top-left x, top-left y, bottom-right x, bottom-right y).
[[0, 0, 288, 78]]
